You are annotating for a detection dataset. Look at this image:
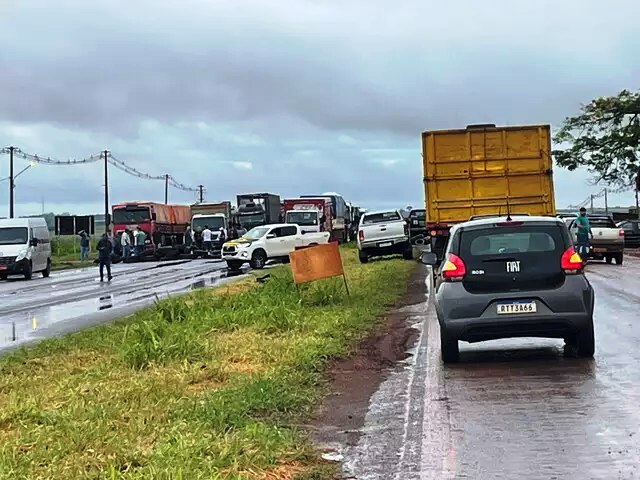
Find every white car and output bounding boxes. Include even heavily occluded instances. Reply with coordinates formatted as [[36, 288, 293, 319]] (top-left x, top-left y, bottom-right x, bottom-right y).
[[222, 223, 330, 270], [357, 209, 412, 263], [0, 217, 52, 280]]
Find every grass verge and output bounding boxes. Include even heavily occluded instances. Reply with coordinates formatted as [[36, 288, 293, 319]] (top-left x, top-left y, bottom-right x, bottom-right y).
[[0, 248, 414, 479]]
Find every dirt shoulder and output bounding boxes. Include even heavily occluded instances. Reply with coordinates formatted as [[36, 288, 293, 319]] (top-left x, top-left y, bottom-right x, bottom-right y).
[[310, 265, 426, 458]]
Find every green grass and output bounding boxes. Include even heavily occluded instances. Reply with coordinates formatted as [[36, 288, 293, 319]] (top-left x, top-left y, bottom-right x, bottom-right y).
[[0, 249, 414, 480], [51, 236, 97, 270]]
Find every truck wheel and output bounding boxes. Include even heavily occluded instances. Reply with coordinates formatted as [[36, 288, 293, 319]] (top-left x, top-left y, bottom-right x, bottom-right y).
[[402, 243, 413, 260], [615, 253, 624, 265], [605, 255, 612, 264], [0, 273, 7, 281], [358, 250, 369, 264], [250, 250, 267, 269], [226, 260, 243, 271], [440, 326, 459, 364]]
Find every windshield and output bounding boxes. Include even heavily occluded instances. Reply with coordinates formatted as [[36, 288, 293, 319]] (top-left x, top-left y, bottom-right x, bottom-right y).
[[410, 210, 426, 219], [192, 216, 225, 232], [0, 227, 28, 246], [363, 211, 401, 224], [239, 213, 265, 229], [113, 207, 151, 224], [243, 227, 270, 240], [286, 211, 319, 226]]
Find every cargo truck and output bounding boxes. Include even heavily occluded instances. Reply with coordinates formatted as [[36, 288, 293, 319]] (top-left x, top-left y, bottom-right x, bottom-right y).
[[236, 193, 281, 230], [112, 201, 191, 259], [300, 192, 349, 243], [283, 198, 332, 234], [190, 201, 239, 257], [422, 124, 556, 262]]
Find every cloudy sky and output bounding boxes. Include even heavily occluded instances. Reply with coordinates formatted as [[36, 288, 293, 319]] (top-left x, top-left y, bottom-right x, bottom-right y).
[[0, 0, 638, 217]]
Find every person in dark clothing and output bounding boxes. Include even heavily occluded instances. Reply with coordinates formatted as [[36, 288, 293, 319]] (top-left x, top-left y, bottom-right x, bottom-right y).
[[79, 230, 91, 262], [97, 233, 113, 282]]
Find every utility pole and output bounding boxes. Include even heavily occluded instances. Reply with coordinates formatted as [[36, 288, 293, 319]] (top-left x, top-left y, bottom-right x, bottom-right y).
[[604, 188, 608, 214], [164, 174, 169, 204], [104, 150, 109, 233], [197, 185, 204, 203], [8, 146, 14, 218], [590, 194, 594, 214]]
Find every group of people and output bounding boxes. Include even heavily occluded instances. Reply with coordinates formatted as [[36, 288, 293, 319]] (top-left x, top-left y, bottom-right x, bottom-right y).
[[119, 227, 147, 259]]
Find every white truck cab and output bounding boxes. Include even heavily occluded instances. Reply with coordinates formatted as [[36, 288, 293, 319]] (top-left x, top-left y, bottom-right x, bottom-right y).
[[0, 217, 52, 280], [285, 208, 322, 234], [222, 223, 330, 270]]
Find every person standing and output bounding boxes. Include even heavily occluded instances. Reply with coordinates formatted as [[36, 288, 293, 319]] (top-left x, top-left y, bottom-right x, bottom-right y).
[[97, 233, 113, 282], [79, 230, 90, 262], [202, 225, 213, 253], [135, 228, 147, 257], [121, 229, 131, 259], [575, 207, 593, 261]]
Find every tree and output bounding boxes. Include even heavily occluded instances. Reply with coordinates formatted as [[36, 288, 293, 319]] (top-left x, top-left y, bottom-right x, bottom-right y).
[[553, 89, 640, 187]]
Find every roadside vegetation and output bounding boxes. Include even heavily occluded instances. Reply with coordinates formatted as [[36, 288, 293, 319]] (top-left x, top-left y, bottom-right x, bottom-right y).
[[51, 235, 97, 270], [0, 247, 413, 479]]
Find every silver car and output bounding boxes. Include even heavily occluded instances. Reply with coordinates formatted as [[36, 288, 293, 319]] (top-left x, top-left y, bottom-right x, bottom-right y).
[[421, 215, 595, 363]]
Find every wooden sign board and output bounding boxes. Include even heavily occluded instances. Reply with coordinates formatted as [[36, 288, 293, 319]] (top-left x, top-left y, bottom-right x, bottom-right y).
[[289, 242, 346, 286]]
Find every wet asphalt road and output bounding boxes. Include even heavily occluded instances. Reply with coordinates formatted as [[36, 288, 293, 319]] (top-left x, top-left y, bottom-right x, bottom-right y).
[[344, 256, 640, 479], [0, 259, 238, 351]]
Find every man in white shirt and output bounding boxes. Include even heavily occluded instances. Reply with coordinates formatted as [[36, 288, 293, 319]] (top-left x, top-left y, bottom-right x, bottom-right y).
[[202, 225, 213, 253], [121, 229, 132, 258]]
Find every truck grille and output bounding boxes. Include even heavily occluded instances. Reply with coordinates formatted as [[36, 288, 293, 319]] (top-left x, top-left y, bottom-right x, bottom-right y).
[[0, 256, 17, 265]]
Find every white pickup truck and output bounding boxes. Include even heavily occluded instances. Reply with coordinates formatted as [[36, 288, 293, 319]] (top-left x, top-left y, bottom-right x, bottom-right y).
[[356, 209, 412, 263], [222, 223, 330, 270], [569, 214, 625, 264]]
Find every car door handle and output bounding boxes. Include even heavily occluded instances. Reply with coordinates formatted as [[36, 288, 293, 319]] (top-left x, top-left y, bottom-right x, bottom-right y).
[[380, 228, 387, 231]]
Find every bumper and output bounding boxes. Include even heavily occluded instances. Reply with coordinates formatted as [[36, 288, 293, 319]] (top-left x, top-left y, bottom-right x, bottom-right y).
[[589, 243, 624, 256], [359, 237, 409, 256], [222, 248, 252, 264], [436, 278, 594, 343], [0, 258, 29, 275]]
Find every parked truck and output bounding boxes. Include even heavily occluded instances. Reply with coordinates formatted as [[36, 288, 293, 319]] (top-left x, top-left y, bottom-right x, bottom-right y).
[[283, 198, 332, 234], [190, 201, 238, 257], [300, 192, 349, 243], [236, 193, 281, 230], [422, 124, 556, 262], [111, 201, 191, 258]]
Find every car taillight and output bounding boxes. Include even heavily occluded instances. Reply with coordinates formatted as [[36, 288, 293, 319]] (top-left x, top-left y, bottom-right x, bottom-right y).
[[441, 253, 466, 281], [358, 230, 364, 241], [619, 229, 625, 237], [430, 230, 437, 236], [561, 247, 583, 274]]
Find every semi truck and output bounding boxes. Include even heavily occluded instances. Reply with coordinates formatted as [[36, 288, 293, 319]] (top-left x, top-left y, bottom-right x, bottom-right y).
[[422, 124, 556, 262], [190, 201, 239, 257], [236, 193, 281, 230], [111, 201, 191, 258], [283, 198, 332, 234], [300, 192, 349, 243]]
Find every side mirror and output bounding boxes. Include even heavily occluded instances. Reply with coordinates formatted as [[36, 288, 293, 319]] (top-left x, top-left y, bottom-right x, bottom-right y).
[[30, 238, 38, 247], [420, 252, 438, 266], [266, 233, 276, 239]]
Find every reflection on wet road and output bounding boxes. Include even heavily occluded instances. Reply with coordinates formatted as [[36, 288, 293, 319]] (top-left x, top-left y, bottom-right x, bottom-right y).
[[0, 259, 242, 351], [344, 257, 640, 479]]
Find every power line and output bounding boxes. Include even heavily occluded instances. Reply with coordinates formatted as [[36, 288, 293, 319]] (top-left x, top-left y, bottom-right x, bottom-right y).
[[1, 147, 102, 165]]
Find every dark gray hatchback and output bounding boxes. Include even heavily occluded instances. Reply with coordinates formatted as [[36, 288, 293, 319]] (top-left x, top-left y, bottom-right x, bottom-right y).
[[421, 216, 595, 363]]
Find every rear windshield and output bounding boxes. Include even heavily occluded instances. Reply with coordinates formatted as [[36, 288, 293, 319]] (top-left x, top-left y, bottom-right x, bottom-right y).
[[410, 210, 426, 219], [362, 212, 401, 224], [589, 217, 616, 228], [469, 231, 556, 255]]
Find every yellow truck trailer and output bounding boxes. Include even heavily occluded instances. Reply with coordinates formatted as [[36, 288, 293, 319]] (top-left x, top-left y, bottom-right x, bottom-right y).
[[422, 123, 556, 260]]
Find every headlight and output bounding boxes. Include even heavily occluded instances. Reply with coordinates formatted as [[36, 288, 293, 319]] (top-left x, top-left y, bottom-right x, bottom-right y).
[[16, 248, 29, 261], [237, 242, 252, 249]]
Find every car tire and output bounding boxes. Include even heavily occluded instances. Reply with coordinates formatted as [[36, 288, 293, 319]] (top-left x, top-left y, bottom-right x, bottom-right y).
[[615, 253, 623, 265], [0, 273, 7, 281], [605, 255, 612, 264], [358, 250, 369, 264], [24, 262, 32, 281], [226, 260, 243, 271], [42, 259, 51, 278], [250, 249, 267, 269], [576, 321, 595, 357], [402, 243, 413, 260], [440, 326, 459, 363]]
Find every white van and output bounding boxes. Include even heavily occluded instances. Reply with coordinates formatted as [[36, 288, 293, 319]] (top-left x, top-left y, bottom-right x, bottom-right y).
[[0, 218, 52, 280]]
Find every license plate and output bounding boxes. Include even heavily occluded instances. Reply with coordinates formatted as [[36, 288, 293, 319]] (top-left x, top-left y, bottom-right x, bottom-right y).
[[497, 301, 537, 315], [593, 247, 606, 253], [378, 242, 393, 248]]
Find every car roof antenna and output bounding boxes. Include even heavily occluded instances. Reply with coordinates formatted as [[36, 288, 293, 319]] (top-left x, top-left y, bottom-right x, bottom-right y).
[[506, 198, 512, 222]]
